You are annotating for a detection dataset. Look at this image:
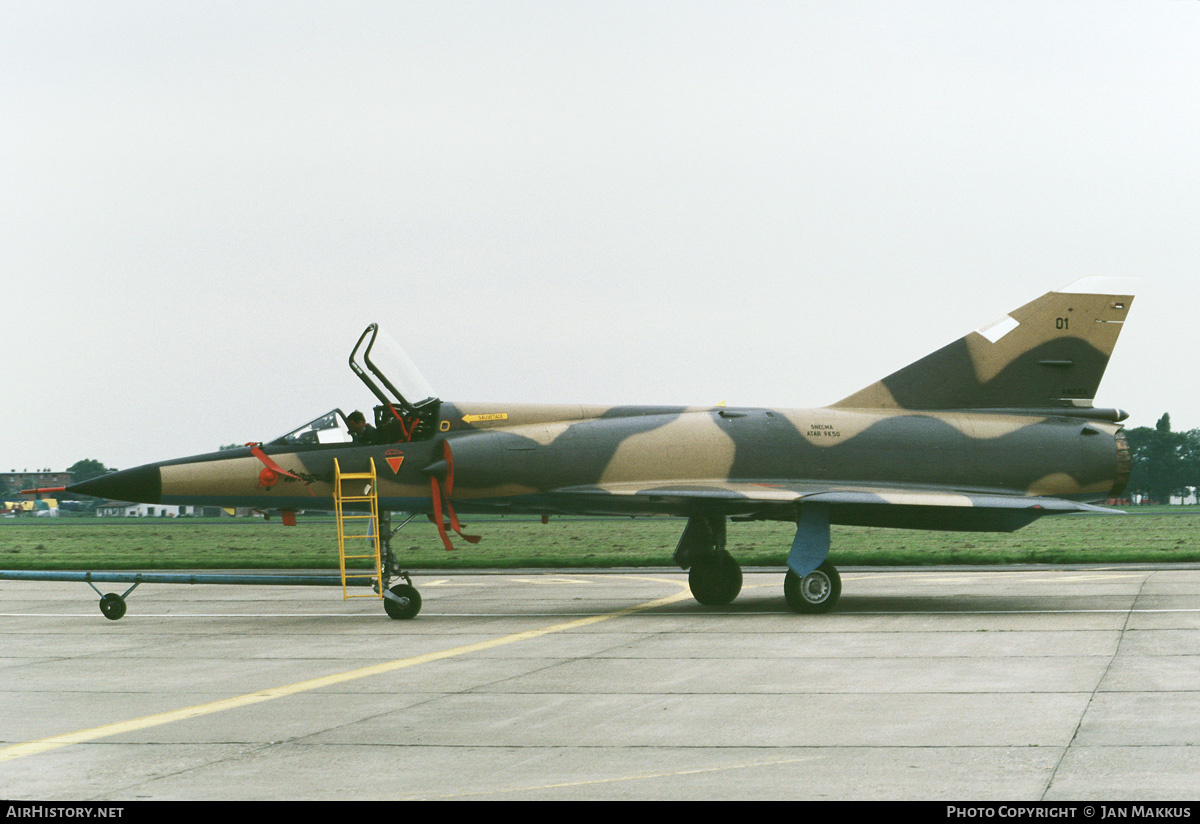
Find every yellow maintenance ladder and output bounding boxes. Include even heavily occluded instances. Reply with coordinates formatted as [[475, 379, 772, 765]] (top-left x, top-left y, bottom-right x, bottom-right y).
[[333, 457, 383, 601]]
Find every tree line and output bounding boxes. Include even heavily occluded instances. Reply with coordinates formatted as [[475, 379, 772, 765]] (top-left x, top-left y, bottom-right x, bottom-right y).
[[1125, 413, 1200, 505]]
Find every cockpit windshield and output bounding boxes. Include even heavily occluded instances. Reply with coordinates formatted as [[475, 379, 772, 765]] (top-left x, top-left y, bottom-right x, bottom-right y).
[[269, 410, 353, 446]]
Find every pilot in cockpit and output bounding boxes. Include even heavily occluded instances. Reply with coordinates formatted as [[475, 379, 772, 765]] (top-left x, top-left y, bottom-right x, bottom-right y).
[[346, 410, 378, 445]]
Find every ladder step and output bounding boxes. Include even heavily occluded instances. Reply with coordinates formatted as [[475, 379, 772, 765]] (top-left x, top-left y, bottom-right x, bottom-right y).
[[335, 456, 383, 602]]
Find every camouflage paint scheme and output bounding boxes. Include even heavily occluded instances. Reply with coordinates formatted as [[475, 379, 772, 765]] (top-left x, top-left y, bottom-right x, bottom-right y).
[[69, 277, 1136, 613]]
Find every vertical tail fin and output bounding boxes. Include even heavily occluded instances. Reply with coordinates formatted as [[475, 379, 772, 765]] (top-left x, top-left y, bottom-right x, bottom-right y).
[[832, 277, 1137, 412]]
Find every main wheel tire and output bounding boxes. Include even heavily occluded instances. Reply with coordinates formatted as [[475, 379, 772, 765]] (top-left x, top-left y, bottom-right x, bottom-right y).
[[384, 583, 422, 620], [689, 550, 743, 606], [783, 561, 841, 614], [99, 593, 127, 621]]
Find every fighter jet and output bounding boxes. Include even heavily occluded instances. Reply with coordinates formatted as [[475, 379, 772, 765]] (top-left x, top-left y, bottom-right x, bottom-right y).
[[66, 277, 1136, 619]]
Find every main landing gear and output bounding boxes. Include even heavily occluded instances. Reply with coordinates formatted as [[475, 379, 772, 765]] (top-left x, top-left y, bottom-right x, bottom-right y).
[[675, 508, 843, 615], [783, 560, 841, 614], [676, 514, 742, 606], [688, 549, 743, 606]]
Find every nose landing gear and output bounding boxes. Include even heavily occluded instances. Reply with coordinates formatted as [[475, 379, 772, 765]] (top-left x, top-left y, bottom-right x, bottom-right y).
[[382, 581, 422, 620], [378, 512, 422, 620]]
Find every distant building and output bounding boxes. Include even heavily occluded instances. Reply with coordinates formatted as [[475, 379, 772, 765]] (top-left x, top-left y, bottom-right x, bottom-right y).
[[2, 470, 73, 494], [95, 502, 222, 517]]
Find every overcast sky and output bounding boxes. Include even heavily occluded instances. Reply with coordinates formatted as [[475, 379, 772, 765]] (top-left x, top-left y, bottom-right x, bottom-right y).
[[3, 1, 1198, 473]]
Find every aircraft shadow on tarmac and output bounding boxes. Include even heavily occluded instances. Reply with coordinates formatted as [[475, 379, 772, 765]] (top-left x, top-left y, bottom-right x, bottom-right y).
[[660, 590, 1125, 615]]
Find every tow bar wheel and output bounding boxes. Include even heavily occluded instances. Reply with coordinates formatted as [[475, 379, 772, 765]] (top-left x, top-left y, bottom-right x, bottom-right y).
[[98, 593, 127, 621]]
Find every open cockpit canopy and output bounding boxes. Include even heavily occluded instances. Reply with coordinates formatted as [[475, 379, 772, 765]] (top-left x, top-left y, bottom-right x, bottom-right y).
[[351, 323, 436, 411], [348, 324, 442, 443], [268, 326, 442, 448]]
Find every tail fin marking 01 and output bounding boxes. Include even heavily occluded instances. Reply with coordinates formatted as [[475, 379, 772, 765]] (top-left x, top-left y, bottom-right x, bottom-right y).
[[832, 277, 1138, 412]]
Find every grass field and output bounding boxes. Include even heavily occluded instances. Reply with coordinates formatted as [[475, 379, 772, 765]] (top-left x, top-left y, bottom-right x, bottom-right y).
[[2, 507, 1200, 570]]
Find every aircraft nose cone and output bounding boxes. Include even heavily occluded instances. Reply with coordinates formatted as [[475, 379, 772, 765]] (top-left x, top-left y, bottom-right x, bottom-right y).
[[67, 464, 162, 503]]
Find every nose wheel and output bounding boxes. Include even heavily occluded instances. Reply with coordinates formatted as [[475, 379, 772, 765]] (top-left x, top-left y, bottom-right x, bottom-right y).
[[382, 581, 422, 620]]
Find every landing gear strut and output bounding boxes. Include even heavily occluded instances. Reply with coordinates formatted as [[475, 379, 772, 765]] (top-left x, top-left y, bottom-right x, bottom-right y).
[[378, 511, 422, 620]]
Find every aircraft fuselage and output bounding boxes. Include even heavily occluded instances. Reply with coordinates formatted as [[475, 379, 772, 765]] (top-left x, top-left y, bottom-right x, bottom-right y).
[[75, 402, 1129, 532]]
